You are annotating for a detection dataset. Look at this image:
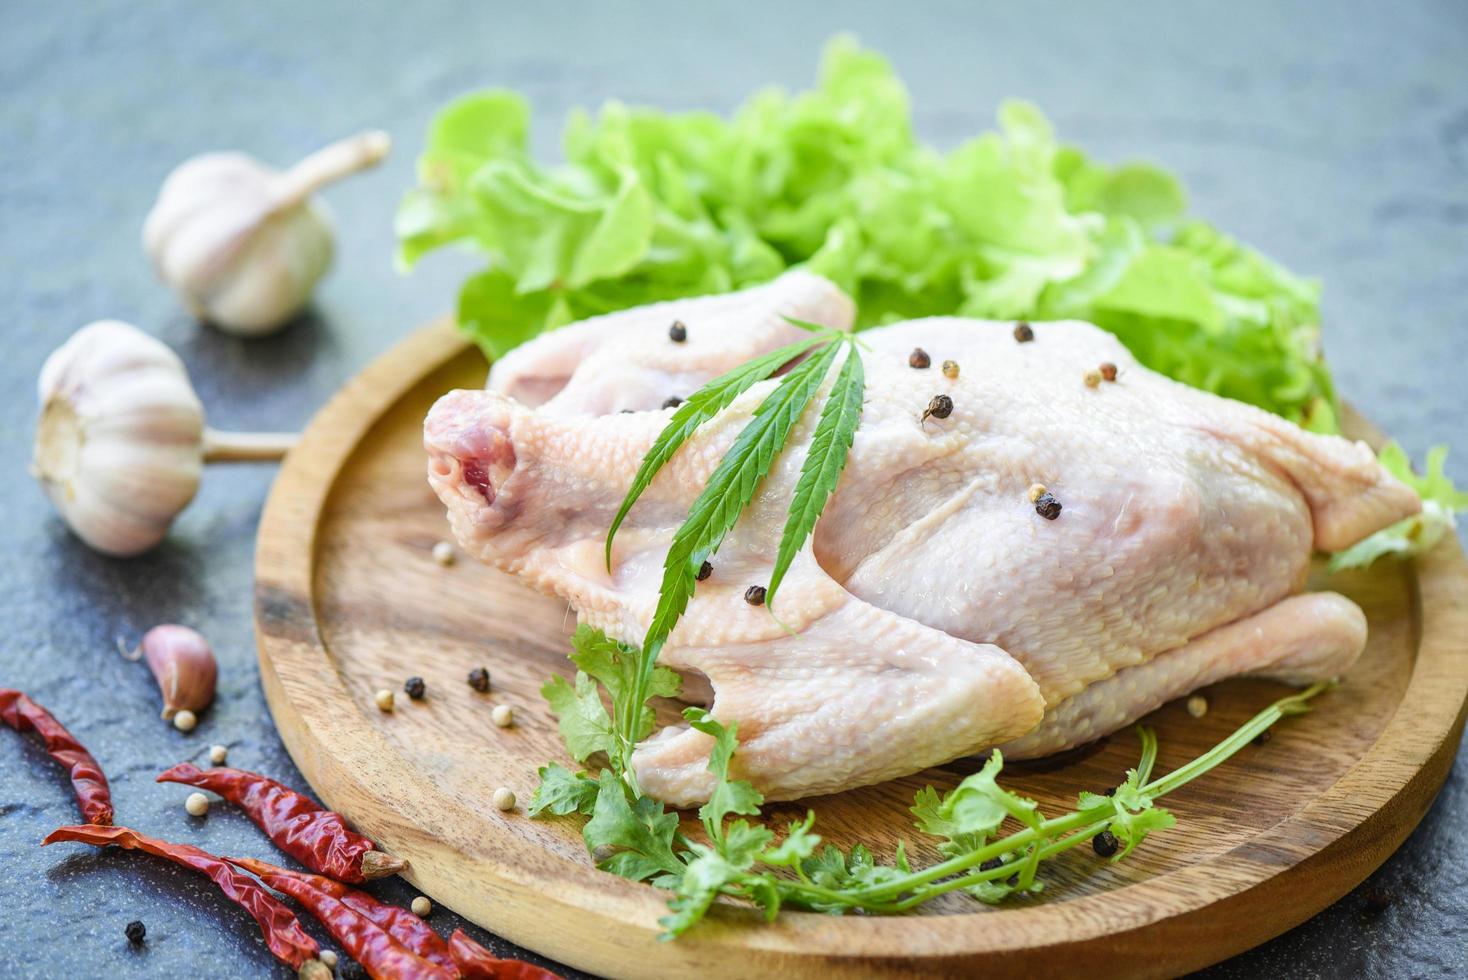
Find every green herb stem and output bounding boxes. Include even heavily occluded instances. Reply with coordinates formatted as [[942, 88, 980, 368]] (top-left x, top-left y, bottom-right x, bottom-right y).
[[847, 682, 1330, 904], [1141, 680, 1331, 799]]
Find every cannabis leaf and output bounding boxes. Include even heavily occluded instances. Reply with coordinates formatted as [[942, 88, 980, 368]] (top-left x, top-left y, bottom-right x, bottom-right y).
[[604, 332, 831, 570], [621, 335, 849, 753], [767, 340, 865, 607]]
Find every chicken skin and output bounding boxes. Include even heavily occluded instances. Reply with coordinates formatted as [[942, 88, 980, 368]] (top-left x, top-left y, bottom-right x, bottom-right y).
[[425, 285, 1419, 805]]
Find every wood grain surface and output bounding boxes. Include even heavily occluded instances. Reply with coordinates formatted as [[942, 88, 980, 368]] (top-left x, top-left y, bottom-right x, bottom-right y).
[[254, 318, 1468, 979]]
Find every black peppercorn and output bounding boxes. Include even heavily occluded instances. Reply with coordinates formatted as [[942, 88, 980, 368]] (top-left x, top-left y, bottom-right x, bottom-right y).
[[979, 857, 1003, 873], [908, 347, 931, 369], [1092, 830, 1120, 857], [744, 585, 767, 606], [124, 920, 146, 944], [1034, 491, 1062, 520], [1362, 886, 1394, 913], [696, 561, 712, 582], [467, 667, 490, 693], [1099, 361, 1118, 382], [662, 396, 684, 409], [1013, 321, 1035, 343], [341, 961, 368, 980], [404, 676, 426, 700], [668, 320, 687, 342], [922, 394, 953, 421], [1254, 728, 1273, 746]]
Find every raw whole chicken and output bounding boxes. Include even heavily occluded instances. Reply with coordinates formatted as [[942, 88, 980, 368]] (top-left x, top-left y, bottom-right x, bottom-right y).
[[425, 276, 1421, 806]]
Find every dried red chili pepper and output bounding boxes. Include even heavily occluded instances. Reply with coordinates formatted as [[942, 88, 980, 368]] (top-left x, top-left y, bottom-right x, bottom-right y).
[[225, 856, 457, 980], [42, 825, 328, 978], [449, 930, 563, 980], [228, 857, 454, 969], [157, 762, 405, 882], [1, 689, 112, 825]]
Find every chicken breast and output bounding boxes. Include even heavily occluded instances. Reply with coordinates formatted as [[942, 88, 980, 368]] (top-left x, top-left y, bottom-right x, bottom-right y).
[[425, 300, 1420, 805]]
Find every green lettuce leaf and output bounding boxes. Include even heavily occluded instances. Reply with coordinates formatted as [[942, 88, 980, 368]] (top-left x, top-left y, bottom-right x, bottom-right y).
[[400, 38, 1336, 430]]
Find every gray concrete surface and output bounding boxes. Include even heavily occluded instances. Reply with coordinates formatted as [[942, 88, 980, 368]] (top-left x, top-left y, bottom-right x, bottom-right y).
[[1, 1, 1464, 976]]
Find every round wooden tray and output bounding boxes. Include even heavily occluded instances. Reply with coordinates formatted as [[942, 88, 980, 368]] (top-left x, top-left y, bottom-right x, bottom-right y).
[[255, 319, 1468, 979]]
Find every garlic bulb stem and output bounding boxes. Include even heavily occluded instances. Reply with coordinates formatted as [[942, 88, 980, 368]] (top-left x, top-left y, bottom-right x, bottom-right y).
[[201, 428, 299, 463], [270, 130, 391, 214]]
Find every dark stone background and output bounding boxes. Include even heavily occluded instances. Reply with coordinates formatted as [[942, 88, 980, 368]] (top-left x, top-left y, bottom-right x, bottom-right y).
[[2, 1, 1464, 976]]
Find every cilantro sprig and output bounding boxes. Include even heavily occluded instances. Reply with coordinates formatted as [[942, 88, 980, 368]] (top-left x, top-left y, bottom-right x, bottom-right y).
[[532, 625, 1334, 938]]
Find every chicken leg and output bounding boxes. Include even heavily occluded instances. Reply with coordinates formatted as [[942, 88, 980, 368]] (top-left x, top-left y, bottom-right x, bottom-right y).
[[998, 591, 1366, 758]]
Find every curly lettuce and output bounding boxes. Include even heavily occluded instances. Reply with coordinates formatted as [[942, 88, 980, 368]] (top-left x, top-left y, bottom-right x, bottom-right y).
[[398, 39, 1333, 427]]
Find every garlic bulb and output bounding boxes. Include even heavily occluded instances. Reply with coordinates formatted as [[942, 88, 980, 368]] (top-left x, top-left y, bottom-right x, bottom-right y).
[[143, 130, 390, 337], [33, 320, 298, 556]]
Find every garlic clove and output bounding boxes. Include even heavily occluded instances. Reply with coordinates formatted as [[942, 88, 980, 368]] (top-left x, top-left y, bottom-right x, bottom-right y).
[[143, 131, 388, 337], [139, 625, 217, 721]]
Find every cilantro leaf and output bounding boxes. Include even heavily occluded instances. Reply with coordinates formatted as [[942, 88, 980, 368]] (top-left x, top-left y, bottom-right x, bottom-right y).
[[528, 763, 601, 817], [582, 770, 684, 882], [912, 753, 1040, 862], [943, 752, 1040, 834], [760, 812, 821, 868], [684, 707, 765, 847], [767, 340, 865, 607], [568, 624, 681, 750], [792, 842, 915, 912], [540, 672, 614, 763], [910, 785, 987, 858], [536, 640, 1332, 934], [1109, 802, 1176, 860], [659, 844, 742, 938], [1079, 782, 1175, 861], [965, 875, 1043, 905], [658, 820, 773, 938], [723, 820, 776, 867]]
